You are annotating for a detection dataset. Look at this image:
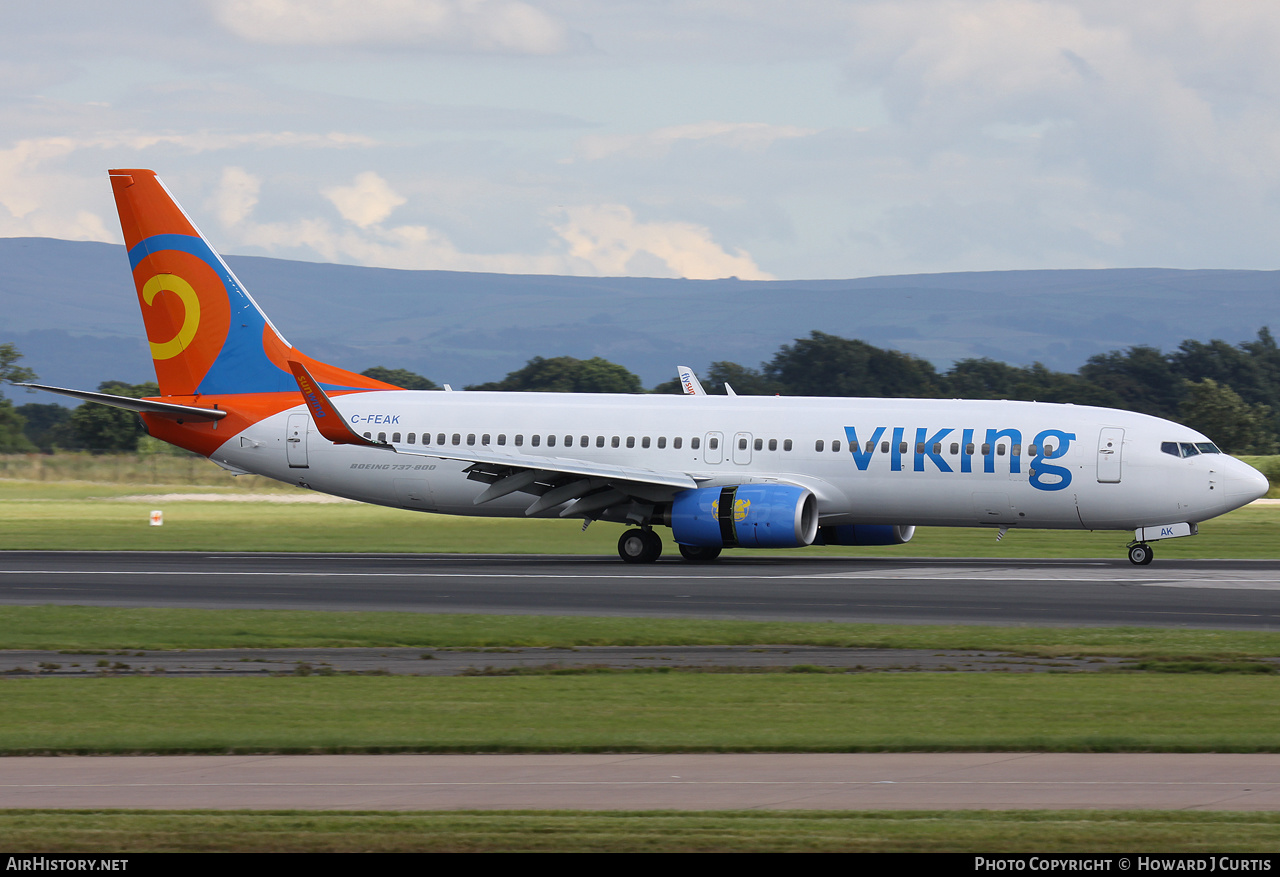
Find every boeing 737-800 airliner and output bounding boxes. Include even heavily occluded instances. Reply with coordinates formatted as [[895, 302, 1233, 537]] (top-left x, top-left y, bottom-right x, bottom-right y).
[[20, 170, 1270, 564]]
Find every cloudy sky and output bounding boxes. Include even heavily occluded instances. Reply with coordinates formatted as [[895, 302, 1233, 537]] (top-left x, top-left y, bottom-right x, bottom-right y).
[[3, 1, 1279, 280]]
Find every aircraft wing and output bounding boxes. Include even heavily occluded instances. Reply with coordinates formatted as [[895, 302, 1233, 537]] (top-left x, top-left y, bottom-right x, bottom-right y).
[[388, 443, 701, 517], [288, 359, 699, 518]]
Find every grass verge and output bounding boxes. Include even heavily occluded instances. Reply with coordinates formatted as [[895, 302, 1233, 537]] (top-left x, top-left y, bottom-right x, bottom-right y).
[[2, 810, 1280, 852], [4, 606, 1280, 656], [1, 480, 1278, 557], [2, 674, 1280, 753]]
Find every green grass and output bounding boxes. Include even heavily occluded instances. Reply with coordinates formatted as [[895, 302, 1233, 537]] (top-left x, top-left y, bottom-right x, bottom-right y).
[[2, 810, 1279, 852], [2, 479, 1278, 556], [5, 605, 1280, 656], [2, 674, 1280, 754]]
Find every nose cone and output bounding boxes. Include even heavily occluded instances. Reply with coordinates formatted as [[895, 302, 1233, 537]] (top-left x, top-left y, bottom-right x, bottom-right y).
[[1227, 458, 1271, 503]]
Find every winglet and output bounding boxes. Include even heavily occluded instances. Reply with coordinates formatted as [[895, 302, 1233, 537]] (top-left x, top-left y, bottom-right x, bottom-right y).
[[288, 360, 388, 448], [677, 366, 706, 396]]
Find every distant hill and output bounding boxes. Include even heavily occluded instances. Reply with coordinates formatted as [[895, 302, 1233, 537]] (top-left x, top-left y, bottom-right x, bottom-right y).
[[2, 237, 1276, 394]]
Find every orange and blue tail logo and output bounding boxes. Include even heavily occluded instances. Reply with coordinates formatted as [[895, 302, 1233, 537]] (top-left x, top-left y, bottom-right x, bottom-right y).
[[109, 169, 394, 399]]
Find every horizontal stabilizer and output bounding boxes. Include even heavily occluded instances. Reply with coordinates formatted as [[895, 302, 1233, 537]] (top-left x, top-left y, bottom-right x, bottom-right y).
[[14, 382, 227, 421]]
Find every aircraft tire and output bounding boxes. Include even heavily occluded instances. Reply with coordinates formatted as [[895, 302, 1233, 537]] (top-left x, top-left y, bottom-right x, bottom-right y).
[[678, 544, 722, 562], [1127, 543, 1154, 565], [618, 528, 662, 563]]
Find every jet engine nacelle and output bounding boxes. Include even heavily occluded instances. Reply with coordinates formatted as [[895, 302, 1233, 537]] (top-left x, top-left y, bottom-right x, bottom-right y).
[[816, 524, 916, 546], [671, 484, 819, 549]]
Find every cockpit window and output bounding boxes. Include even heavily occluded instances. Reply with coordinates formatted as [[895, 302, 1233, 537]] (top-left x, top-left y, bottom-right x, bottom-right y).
[[1163, 441, 1220, 458]]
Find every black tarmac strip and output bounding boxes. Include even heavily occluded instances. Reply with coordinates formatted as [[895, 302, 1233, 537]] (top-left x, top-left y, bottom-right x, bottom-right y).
[[0, 646, 1148, 677], [1, 551, 1279, 629]]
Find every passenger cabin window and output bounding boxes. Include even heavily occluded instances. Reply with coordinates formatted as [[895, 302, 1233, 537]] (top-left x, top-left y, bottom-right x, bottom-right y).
[[580, 436, 588, 447], [1011, 444, 1021, 456], [452, 433, 461, 446], [783, 439, 792, 451], [531, 435, 541, 447], [596, 436, 605, 448], [966, 443, 975, 455], [899, 442, 908, 454], [997, 444, 1006, 456], [642, 437, 651, 448], [437, 433, 446, 446], [691, 437, 700, 450], [932, 443, 942, 454], [407, 433, 416, 444], [466, 434, 475, 446], [739, 438, 748, 450], [611, 436, 620, 448], [674, 437, 683, 449], [363, 432, 371, 439], [832, 440, 841, 452], [626, 436, 635, 448], [708, 437, 719, 450], [881, 441, 890, 453], [546, 435, 556, 447], [498, 435, 507, 446], [754, 438, 763, 451], [392, 432, 401, 443], [658, 437, 667, 449], [815, 440, 825, 452], [770, 439, 778, 451], [949, 442, 958, 454], [515, 435, 524, 447], [378, 432, 387, 442]]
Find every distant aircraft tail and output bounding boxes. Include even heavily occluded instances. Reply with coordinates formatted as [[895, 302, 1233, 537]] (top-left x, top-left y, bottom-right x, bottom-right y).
[[108, 169, 395, 399]]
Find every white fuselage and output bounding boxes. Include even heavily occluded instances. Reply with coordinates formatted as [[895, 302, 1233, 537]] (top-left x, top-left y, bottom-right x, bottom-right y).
[[208, 392, 1268, 533]]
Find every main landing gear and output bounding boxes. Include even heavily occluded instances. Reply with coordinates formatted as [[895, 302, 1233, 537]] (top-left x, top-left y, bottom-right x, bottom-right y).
[[617, 529, 724, 564], [1127, 542, 1154, 566], [618, 528, 662, 563]]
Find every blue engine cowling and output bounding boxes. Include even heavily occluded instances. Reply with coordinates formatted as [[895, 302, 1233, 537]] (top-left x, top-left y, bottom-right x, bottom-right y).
[[671, 484, 819, 549], [816, 524, 916, 546]]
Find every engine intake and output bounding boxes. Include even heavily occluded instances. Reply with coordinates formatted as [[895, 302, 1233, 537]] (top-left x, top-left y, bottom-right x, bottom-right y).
[[671, 484, 819, 549]]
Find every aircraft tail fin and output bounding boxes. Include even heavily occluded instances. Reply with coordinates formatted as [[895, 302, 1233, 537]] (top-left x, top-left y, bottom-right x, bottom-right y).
[[108, 169, 397, 398]]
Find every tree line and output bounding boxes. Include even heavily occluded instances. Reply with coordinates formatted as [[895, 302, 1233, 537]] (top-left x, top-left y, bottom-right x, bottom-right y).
[[3, 329, 1278, 454]]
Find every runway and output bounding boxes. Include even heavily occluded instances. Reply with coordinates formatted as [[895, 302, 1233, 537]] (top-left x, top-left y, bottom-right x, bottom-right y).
[[3, 552, 1277, 815], [4, 754, 1279, 811], [1, 551, 1279, 628]]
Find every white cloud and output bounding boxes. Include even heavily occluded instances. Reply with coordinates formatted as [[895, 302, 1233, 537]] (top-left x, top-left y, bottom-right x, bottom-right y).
[[323, 171, 407, 229], [554, 204, 773, 280], [210, 166, 260, 227], [210, 0, 571, 54], [575, 121, 818, 162]]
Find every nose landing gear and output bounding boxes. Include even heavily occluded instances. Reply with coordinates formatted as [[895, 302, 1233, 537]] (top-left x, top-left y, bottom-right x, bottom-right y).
[[1127, 542, 1154, 565]]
